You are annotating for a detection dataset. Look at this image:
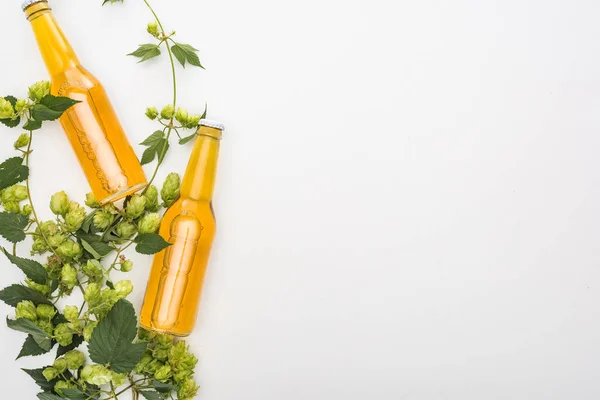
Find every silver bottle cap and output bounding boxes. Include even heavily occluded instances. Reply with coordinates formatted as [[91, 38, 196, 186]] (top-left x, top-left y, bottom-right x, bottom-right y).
[[199, 119, 225, 131], [22, 0, 47, 11]]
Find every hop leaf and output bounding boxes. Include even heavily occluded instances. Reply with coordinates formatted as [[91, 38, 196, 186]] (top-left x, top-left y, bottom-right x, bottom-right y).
[[171, 43, 204, 68], [88, 299, 147, 373], [128, 44, 162, 63], [31, 95, 80, 121]]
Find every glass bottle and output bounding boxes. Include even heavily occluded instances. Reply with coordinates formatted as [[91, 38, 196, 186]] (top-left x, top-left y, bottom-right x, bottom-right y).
[[140, 120, 224, 336], [23, 0, 147, 205]]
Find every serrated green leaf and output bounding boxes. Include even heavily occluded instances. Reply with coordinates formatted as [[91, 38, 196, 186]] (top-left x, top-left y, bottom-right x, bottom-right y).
[[88, 299, 147, 373], [141, 146, 158, 165], [2, 248, 48, 284], [81, 239, 102, 260], [23, 368, 57, 392], [178, 133, 196, 145], [61, 388, 89, 400], [140, 390, 165, 400], [140, 130, 165, 146], [134, 233, 171, 255], [23, 119, 42, 131], [7, 317, 52, 351], [128, 44, 162, 63], [153, 380, 179, 393], [0, 156, 29, 191], [81, 211, 96, 233], [57, 334, 83, 358], [157, 139, 169, 163], [37, 393, 63, 400], [0, 211, 29, 243], [78, 233, 113, 257], [0, 284, 52, 307], [17, 335, 51, 359], [31, 95, 80, 121], [171, 43, 204, 68]]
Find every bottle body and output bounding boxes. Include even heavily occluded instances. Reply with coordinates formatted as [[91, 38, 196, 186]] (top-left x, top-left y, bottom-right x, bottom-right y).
[[26, 1, 146, 205], [141, 121, 223, 336], [53, 68, 147, 204], [140, 199, 216, 336]]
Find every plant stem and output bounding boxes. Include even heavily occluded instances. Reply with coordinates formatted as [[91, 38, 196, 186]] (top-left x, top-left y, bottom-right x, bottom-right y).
[[142, 0, 178, 190], [24, 130, 64, 262]]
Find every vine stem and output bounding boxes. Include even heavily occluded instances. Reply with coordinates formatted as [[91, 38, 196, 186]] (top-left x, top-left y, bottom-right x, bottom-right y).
[[142, 0, 178, 190], [24, 130, 64, 262]]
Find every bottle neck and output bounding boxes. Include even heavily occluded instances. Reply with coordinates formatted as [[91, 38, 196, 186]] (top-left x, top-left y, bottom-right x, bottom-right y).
[[180, 126, 222, 201], [25, 2, 80, 76]]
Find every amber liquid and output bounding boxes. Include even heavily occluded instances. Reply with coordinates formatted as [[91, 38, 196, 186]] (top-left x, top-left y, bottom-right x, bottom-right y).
[[26, 2, 146, 204], [140, 126, 221, 336]]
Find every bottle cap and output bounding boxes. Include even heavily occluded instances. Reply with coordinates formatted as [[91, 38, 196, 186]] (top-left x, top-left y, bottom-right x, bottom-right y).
[[199, 119, 225, 131], [22, 0, 47, 11]]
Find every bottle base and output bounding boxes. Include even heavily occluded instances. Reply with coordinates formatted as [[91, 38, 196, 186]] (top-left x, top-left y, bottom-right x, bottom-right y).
[[99, 182, 148, 206], [139, 321, 191, 337]]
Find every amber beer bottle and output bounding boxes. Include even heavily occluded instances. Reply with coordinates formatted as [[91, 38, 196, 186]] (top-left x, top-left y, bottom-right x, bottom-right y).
[[141, 120, 224, 336], [23, 0, 147, 205]]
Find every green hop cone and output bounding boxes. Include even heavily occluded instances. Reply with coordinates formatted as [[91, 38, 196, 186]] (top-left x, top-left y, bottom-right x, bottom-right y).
[[144, 358, 163, 375], [154, 364, 173, 382], [81, 365, 113, 386], [186, 114, 201, 128], [65, 202, 86, 232], [83, 260, 104, 283], [15, 99, 27, 113], [64, 350, 86, 370], [178, 377, 200, 400], [38, 220, 59, 236], [147, 21, 159, 37], [56, 240, 82, 259], [114, 280, 133, 299], [28, 80, 50, 102], [3, 202, 20, 213], [111, 372, 127, 387], [173, 369, 193, 384], [175, 108, 189, 125], [120, 259, 134, 272], [42, 367, 59, 382], [63, 305, 79, 322], [13, 133, 30, 149], [2, 185, 28, 203], [0, 97, 15, 119], [16, 300, 38, 322], [50, 191, 69, 216], [161, 104, 175, 120], [83, 320, 98, 342], [144, 185, 160, 212], [85, 192, 99, 208], [138, 327, 156, 342], [47, 233, 66, 249], [54, 323, 73, 347], [21, 204, 33, 217], [157, 333, 174, 347], [161, 172, 180, 207], [37, 319, 54, 335], [134, 353, 153, 374], [169, 341, 187, 362], [25, 278, 50, 296], [84, 283, 101, 304], [126, 194, 147, 219], [145, 106, 159, 120], [93, 210, 115, 230], [152, 345, 169, 362], [116, 220, 137, 239], [60, 263, 78, 290], [138, 212, 161, 234], [36, 304, 56, 320], [53, 358, 67, 374]]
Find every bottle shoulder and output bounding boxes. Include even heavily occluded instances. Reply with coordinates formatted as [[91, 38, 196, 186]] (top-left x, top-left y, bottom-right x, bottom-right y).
[[51, 67, 100, 93]]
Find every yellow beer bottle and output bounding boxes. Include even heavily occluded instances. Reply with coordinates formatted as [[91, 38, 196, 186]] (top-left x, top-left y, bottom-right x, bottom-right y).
[[23, 0, 147, 205], [140, 120, 224, 336]]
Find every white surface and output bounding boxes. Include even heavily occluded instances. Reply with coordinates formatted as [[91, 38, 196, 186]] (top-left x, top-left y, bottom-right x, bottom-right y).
[[1, 0, 600, 399]]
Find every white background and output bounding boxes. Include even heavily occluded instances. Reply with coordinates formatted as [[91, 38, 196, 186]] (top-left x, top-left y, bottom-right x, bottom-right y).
[[1, 0, 600, 399]]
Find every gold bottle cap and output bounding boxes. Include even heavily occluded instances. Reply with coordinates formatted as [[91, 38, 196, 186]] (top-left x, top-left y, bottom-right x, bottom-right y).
[[199, 119, 225, 132], [22, 0, 47, 11]]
